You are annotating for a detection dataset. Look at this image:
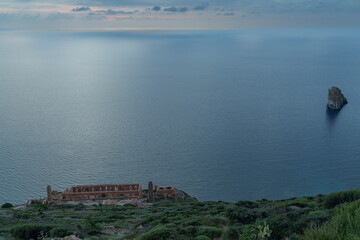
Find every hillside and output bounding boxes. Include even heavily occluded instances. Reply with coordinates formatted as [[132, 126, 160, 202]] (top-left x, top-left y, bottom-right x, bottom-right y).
[[2, 188, 360, 240]]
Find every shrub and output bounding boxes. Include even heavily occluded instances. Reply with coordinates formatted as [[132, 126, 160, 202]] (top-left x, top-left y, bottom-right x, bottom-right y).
[[138, 227, 176, 240], [225, 207, 264, 225], [203, 217, 223, 227], [292, 210, 330, 233], [265, 208, 330, 240], [1, 203, 13, 209], [235, 201, 259, 209], [289, 233, 301, 240], [82, 217, 101, 235], [195, 235, 211, 240], [136, 215, 158, 227], [222, 226, 240, 240], [50, 227, 73, 238], [303, 199, 360, 240], [238, 225, 258, 240], [180, 226, 197, 235], [74, 203, 85, 211], [266, 214, 293, 240], [181, 217, 203, 227], [197, 226, 223, 239], [323, 189, 360, 208], [256, 221, 272, 240], [10, 224, 53, 240]]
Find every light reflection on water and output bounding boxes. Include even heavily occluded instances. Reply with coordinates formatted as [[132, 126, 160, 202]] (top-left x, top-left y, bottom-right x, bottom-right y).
[[1, 29, 360, 204]]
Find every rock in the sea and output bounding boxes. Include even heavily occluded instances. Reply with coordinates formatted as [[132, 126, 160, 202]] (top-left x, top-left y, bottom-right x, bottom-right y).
[[328, 86, 348, 110]]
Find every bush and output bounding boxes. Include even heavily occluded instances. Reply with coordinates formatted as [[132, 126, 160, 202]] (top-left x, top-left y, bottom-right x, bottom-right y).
[[197, 226, 223, 239], [1, 203, 13, 209], [226, 207, 264, 225], [222, 226, 240, 240], [266, 214, 293, 240], [195, 235, 211, 240], [265, 208, 330, 240], [292, 210, 330, 233], [289, 233, 301, 240], [235, 201, 259, 209], [323, 189, 360, 208], [11, 224, 53, 240], [136, 215, 158, 227], [138, 227, 176, 240], [180, 226, 197, 235], [238, 225, 258, 240], [50, 227, 73, 238], [83, 217, 101, 235], [303, 199, 360, 240], [181, 217, 203, 227], [74, 203, 85, 211]]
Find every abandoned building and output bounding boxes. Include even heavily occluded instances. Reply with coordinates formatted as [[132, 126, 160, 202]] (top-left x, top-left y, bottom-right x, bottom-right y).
[[154, 185, 175, 199], [45, 181, 176, 204], [61, 184, 142, 202], [47, 184, 142, 203]]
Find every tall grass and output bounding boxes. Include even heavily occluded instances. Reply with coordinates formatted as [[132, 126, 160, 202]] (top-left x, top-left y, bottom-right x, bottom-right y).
[[303, 199, 360, 240], [323, 189, 360, 208]]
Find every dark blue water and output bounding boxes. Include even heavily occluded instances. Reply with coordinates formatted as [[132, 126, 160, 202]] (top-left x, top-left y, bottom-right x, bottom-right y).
[[1, 29, 360, 205]]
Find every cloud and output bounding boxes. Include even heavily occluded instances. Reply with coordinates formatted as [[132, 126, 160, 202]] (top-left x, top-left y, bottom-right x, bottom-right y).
[[193, 3, 209, 11], [7, 0, 360, 15], [85, 12, 106, 20], [72, 6, 91, 12], [2, 0, 360, 29], [162, 6, 188, 12], [95, 9, 138, 15], [163, 7, 177, 12], [178, 7, 188, 12]]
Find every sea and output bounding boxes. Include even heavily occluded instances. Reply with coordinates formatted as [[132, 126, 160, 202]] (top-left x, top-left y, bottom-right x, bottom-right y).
[[1, 29, 360, 205]]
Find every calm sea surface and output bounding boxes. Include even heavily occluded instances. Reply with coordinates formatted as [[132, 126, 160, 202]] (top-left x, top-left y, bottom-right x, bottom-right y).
[[1, 29, 360, 204]]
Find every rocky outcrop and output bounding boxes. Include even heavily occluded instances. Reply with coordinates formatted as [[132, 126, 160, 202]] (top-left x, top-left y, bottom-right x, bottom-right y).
[[174, 188, 198, 201], [328, 87, 348, 110]]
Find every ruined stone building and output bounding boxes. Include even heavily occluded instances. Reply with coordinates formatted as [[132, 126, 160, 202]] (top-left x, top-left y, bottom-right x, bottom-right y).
[[154, 185, 175, 199], [45, 181, 178, 204], [59, 184, 142, 202]]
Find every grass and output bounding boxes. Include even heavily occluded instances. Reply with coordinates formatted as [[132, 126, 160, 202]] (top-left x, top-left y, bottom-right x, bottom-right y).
[[303, 199, 360, 240]]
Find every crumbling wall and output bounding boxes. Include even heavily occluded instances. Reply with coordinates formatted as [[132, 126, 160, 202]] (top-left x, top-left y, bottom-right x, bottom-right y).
[[60, 184, 142, 202], [155, 186, 175, 199]]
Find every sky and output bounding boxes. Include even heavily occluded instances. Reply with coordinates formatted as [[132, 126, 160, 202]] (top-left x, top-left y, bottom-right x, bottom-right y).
[[0, 0, 360, 30]]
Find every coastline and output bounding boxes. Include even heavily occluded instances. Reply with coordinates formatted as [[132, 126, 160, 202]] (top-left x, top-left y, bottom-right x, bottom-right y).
[[1, 187, 360, 239]]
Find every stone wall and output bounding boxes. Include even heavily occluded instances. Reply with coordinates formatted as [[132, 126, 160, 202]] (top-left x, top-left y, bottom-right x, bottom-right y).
[[60, 184, 142, 202], [155, 186, 175, 199]]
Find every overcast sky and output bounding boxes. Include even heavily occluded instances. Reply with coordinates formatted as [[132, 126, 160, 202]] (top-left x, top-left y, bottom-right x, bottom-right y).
[[1, 0, 360, 29]]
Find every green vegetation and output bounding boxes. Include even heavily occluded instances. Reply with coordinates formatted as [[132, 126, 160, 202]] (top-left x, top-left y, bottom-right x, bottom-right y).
[[322, 189, 360, 208], [2, 189, 360, 239], [1, 203, 13, 209], [10, 224, 52, 239], [304, 199, 360, 240], [138, 226, 176, 240]]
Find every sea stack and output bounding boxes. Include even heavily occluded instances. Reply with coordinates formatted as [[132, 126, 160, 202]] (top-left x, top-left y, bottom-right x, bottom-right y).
[[327, 86, 348, 110]]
